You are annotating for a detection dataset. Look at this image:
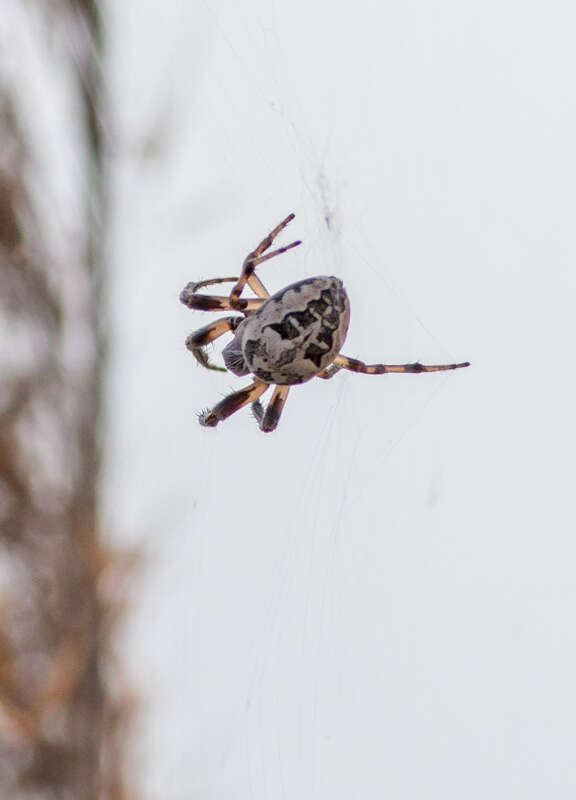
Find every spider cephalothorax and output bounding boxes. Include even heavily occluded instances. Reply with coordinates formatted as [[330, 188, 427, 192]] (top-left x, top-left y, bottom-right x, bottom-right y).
[[180, 214, 470, 432]]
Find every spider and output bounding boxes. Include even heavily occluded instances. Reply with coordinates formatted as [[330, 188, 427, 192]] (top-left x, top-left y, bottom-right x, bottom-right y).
[[180, 214, 470, 433]]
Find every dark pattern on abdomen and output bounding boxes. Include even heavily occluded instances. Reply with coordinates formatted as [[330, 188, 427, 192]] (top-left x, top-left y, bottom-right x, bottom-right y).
[[263, 287, 345, 369]]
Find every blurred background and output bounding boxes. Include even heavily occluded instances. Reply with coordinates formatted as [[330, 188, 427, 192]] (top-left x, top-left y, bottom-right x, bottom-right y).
[[1, 1, 575, 798]]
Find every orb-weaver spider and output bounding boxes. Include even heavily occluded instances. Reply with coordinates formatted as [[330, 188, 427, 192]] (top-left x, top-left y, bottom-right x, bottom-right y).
[[180, 214, 470, 432]]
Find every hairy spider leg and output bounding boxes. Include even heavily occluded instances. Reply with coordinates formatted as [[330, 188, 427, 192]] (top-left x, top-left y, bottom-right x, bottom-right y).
[[180, 279, 265, 313], [199, 380, 269, 428], [180, 271, 271, 373], [252, 386, 291, 433], [331, 354, 471, 375], [184, 273, 271, 299], [185, 277, 238, 291], [185, 316, 244, 372], [230, 213, 301, 308]]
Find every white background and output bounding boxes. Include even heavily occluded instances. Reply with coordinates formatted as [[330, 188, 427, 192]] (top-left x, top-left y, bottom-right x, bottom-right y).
[[104, 1, 576, 797]]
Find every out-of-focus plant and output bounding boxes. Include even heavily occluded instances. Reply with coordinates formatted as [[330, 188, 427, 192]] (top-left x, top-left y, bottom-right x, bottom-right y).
[[0, 3, 132, 797]]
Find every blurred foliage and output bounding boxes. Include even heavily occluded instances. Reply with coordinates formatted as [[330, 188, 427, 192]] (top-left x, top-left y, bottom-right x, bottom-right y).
[[0, 3, 133, 798]]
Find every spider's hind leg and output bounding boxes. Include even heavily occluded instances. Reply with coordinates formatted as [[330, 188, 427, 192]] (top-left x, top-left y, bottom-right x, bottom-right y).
[[199, 380, 269, 428], [252, 386, 291, 433], [333, 354, 471, 375], [186, 316, 243, 372], [316, 363, 341, 380]]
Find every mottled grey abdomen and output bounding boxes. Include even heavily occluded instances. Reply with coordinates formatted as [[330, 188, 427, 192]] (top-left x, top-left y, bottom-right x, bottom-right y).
[[223, 276, 350, 385]]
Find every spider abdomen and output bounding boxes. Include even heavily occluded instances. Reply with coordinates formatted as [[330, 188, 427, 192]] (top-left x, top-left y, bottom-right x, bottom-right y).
[[223, 276, 350, 385]]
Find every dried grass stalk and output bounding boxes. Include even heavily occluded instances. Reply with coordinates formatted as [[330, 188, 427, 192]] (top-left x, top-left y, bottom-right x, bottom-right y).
[[0, 3, 133, 797]]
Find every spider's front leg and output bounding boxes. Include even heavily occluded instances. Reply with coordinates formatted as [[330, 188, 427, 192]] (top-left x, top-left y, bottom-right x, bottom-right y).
[[185, 316, 243, 372], [180, 277, 264, 313], [252, 386, 291, 433], [199, 380, 269, 428], [230, 214, 302, 308]]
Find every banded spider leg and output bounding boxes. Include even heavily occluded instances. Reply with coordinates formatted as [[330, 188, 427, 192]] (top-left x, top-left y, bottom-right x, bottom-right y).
[[182, 215, 302, 429], [318, 355, 470, 379]]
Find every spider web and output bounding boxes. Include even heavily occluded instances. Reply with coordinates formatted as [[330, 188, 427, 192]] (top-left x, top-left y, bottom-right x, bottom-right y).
[[107, 2, 473, 798]]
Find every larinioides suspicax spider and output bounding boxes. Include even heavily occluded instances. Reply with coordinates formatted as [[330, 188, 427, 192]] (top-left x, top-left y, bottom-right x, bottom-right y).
[[180, 214, 470, 432]]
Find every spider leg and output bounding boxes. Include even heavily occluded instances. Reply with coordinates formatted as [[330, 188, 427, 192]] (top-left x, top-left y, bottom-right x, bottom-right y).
[[316, 363, 341, 380], [247, 273, 270, 299], [185, 316, 243, 372], [186, 274, 270, 300], [252, 385, 291, 433], [230, 213, 302, 308], [186, 277, 238, 290], [199, 379, 269, 428], [180, 280, 265, 313], [333, 354, 471, 375]]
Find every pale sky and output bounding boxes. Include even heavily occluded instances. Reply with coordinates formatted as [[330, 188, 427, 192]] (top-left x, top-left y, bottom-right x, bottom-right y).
[[104, 1, 576, 797]]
